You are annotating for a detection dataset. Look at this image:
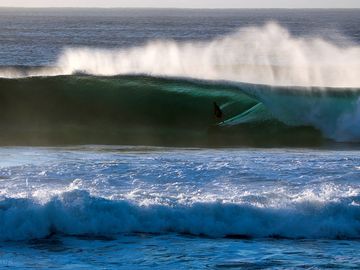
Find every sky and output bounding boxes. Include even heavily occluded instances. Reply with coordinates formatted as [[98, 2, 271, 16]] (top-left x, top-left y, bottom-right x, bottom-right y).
[[0, 0, 360, 9]]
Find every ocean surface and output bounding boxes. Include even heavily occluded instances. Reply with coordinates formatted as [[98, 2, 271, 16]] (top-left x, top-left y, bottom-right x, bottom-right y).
[[0, 8, 359, 269]]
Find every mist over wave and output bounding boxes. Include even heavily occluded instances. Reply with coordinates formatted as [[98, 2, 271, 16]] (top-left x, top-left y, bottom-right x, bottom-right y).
[[1, 23, 360, 88], [57, 23, 360, 88]]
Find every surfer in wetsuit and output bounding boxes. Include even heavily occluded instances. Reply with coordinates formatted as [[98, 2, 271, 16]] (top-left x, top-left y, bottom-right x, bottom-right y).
[[213, 102, 223, 120]]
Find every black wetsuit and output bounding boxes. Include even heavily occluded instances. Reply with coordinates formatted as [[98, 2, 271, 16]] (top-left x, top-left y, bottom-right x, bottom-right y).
[[213, 102, 223, 119]]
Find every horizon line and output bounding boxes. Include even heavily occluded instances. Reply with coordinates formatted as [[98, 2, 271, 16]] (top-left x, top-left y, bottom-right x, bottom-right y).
[[0, 7, 359, 10]]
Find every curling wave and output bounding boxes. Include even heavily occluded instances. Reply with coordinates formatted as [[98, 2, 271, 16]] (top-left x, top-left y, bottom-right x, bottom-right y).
[[0, 75, 360, 145], [0, 23, 360, 145]]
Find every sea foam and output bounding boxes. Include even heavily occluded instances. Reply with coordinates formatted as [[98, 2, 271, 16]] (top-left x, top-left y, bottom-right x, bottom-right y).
[[0, 190, 359, 241]]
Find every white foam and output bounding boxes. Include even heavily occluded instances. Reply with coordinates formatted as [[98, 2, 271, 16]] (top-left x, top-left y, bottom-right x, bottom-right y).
[[1, 22, 360, 88], [0, 190, 358, 241], [55, 22, 360, 88]]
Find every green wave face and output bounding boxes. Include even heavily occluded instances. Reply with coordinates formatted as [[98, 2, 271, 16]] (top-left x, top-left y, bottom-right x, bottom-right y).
[[1, 75, 356, 147]]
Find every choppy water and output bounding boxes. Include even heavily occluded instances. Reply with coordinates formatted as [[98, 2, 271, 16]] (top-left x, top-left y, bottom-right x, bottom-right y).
[[0, 146, 359, 268], [0, 8, 360, 269]]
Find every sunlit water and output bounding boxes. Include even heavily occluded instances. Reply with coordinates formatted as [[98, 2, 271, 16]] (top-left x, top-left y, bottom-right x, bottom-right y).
[[0, 146, 359, 269]]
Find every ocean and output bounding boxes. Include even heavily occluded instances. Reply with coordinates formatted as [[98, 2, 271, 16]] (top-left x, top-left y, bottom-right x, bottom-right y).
[[0, 8, 359, 269]]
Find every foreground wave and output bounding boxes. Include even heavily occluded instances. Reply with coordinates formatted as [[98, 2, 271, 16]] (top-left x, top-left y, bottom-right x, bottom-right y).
[[0, 190, 359, 241]]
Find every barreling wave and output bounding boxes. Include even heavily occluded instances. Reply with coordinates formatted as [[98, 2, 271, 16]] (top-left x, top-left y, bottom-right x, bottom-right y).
[[0, 22, 360, 146], [0, 74, 360, 146], [0, 190, 359, 241]]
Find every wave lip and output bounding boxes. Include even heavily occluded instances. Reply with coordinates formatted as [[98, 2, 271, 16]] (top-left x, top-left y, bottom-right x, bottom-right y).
[[0, 190, 359, 241], [0, 66, 63, 78]]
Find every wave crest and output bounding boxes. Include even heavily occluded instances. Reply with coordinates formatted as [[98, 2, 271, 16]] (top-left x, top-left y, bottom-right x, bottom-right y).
[[1, 23, 360, 88], [55, 22, 360, 88], [0, 190, 359, 241]]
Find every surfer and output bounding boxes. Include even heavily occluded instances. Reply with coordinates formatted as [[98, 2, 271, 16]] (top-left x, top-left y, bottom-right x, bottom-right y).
[[213, 102, 223, 120]]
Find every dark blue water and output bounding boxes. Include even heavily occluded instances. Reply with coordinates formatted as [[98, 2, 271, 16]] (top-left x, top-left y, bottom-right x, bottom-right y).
[[0, 8, 359, 66]]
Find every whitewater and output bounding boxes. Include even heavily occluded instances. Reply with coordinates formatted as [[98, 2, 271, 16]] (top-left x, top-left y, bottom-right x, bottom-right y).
[[0, 146, 359, 268], [0, 145, 359, 242]]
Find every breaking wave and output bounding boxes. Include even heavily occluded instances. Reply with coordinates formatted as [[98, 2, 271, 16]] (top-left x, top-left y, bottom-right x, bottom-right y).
[[0, 23, 360, 145], [1, 22, 360, 88], [0, 75, 359, 145], [0, 190, 359, 241]]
